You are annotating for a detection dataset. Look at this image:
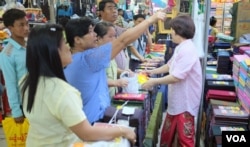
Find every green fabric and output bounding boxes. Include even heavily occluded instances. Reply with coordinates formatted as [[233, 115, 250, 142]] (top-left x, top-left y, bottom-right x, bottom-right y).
[[230, 2, 238, 40], [143, 92, 163, 147], [198, 3, 205, 14], [106, 60, 118, 98], [206, 66, 217, 74], [210, 99, 240, 107]]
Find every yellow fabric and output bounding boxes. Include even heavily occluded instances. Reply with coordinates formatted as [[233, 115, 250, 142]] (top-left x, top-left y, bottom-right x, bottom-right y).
[[115, 15, 124, 28], [245, 59, 250, 66], [2, 117, 29, 147], [21, 76, 86, 147], [106, 60, 118, 98], [210, 26, 219, 37]]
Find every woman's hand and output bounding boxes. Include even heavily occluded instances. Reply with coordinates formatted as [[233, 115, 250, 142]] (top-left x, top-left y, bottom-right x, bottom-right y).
[[152, 57, 164, 62], [147, 11, 166, 24], [143, 69, 154, 76], [116, 79, 129, 87], [141, 78, 156, 90], [121, 126, 136, 145]]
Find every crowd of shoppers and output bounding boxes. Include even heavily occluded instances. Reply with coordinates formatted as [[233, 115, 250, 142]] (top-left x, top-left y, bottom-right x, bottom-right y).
[[0, 1, 202, 147]]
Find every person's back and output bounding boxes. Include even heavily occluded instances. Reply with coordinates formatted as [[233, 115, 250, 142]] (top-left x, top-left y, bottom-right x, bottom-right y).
[[64, 18, 112, 124], [64, 49, 111, 123], [0, 8, 29, 123], [23, 77, 83, 147]]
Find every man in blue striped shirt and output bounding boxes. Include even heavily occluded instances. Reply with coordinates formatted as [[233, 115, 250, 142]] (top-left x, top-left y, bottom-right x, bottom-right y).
[[0, 8, 29, 123]]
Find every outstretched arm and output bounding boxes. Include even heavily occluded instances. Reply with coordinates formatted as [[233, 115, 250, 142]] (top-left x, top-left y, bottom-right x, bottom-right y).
[[111, 11, 166, 59]]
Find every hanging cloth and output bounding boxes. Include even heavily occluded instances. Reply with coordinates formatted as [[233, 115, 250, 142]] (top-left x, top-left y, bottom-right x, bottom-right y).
[[57, 0, 73, 17], [198, 0, 205, 14], [167, 0, 176, 10]]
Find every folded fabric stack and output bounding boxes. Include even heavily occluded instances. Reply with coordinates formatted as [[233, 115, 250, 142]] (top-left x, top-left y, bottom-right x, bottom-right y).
[[239, 46, 250, 54], [204, 93, 249, 147], [216, 33, 234, 43], [232, 54, 249, 87], [111, 93, 149, 147], [217, 50, 232, 74], [232, 43, 249, 54], [237, 59, 250, 114], [144, 92, 163, 147]]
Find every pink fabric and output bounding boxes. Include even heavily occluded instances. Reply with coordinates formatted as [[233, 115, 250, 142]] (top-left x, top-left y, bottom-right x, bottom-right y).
[[233, 54, 249, 63], [167, 39, 202, 117], [167, 0, 176, 7], [114, 25, 129, 70], [115, 49, 129, 70]]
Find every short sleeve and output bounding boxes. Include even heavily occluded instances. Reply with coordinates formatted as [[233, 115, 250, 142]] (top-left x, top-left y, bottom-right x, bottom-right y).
[[84, 43, 112, 72], [171, 45, 197, 79], [55, 90, 86, 127]]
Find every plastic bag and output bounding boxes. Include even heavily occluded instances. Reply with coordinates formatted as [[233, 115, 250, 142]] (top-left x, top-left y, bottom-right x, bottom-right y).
[[2, 117, 29, 147], [120, 71, 139, 94]]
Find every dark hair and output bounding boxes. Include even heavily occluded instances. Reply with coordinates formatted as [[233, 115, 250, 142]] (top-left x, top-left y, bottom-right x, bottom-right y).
[[65, 17, 94, 47], [133, 14, 145, 21], [2, 8, 26, 27], [210, 16, 217, 27], [118, 8, 123, 12], [94, 21, 114, 38], [99, 0, 117, 11], [58, 17, 70, 28], [170, 15, 195, 39], [22, 24, 65, 113]]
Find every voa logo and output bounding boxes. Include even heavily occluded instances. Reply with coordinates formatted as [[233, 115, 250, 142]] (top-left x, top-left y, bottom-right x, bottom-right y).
[[226, 135, 246, 142]]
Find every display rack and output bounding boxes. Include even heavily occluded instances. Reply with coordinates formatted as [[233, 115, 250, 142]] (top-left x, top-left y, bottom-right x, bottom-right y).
[[157, 8, 177, 34], [210, 2, 233, 35]]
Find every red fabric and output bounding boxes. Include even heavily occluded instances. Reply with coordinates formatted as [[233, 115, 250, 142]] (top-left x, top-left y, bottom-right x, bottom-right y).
[[113, 93, 145, 101], [160, 112, 195, 147], [1, 74, 11, 117], [206, 89, 237, 102]]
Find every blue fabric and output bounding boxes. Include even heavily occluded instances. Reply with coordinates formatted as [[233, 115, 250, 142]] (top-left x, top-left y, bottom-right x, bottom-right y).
[[64, 43, 112, 123], [130, 34, 147, 61], [159, 85, 168, 111], [0, 38, 27, 117], [57, 5, 73, 17]]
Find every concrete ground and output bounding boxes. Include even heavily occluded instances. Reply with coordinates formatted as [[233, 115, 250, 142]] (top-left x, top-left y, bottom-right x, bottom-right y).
[[0, 126, 7, 147]]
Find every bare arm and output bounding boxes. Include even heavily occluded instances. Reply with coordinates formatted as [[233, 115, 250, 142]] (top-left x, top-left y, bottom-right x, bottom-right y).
[[146, 29, 153, 49], [128, 45, 144, 61], [152, 74, 180, 85], [70, 120, 136, 143], [111, 11, 166, 59], [142, 74, 180, 90], [107, 79, 128, 87], [147, 64, 170, 75], [117, 68, 133, 77]]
